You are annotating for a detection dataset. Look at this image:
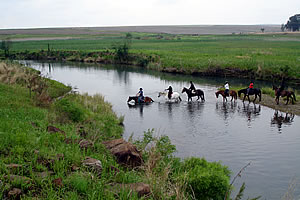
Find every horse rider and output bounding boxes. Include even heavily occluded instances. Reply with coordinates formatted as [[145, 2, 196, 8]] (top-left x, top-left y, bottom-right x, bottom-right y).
[[189, 81, 196, 93], [247, 81, 254, 95], [278, 77, 286, 94], [224, 81, 229, 96], [166, 85, 173, 99], [136, 88, 144, 103]]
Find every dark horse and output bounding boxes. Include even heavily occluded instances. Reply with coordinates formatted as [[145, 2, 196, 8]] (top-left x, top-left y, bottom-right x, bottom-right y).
[[215, 90, 237, 102], [272, 85, 296, 105], [127, 96, 154, 104], [182, 87, 205, 101], [238, 88, 261, 103]]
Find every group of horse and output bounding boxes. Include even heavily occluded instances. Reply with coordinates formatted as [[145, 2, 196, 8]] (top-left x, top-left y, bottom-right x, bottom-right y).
[[127, 85, 296, 105]]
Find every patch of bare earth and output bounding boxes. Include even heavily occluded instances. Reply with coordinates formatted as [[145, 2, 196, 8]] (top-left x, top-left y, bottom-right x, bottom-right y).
[[258, 94, 300, 115]]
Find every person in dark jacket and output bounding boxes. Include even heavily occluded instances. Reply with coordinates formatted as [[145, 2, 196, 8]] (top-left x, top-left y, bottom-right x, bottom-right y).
[[166, 85, 173, 99], [189, 81, 196, 93], [136, 88, 144, 103]]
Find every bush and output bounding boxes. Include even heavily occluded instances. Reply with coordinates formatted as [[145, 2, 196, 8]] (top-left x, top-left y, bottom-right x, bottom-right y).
[[54, 98, 85, 122], [181, 157, 231, 200]]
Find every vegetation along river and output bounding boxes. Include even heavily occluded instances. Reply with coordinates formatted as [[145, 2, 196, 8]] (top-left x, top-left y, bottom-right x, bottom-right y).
[[22, 60, 300, 199]]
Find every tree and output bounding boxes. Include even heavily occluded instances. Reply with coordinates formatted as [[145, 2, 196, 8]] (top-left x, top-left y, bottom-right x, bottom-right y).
[[0, 38, 12, 58], [285, 14, 300, 31], [281, 24, 285, 32]]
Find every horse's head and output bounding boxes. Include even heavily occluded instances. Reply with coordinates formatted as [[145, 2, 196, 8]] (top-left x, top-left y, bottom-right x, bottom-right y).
[[127, 96, 136, 102], [272, 85, 278, 91], [158, 92, 165, 98], [215, 92, 219, 98], [182, 87, 186, 93]]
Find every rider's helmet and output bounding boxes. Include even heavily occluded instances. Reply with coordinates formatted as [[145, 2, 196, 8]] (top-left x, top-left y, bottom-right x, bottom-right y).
[[225, 81, 228, 84], [140, 88, 143, 90]]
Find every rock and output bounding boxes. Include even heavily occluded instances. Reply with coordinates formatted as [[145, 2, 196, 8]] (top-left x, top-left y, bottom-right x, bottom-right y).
[[113, 183, 151, 197], [71, 164, 80, 172], [79, 139, 93, 149], [35, 171, 54, 179], [6, 164, 22, 169], [5, 175, 31, 184], [82, 157, 102, 176], [46, 126, 65, 136], [7, 188, 22, 200], [102, 138, 143, 167], [52, 177, 63, 187]]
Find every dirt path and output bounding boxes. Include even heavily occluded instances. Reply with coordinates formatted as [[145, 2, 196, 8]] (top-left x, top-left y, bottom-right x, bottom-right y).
[[243, 94, 300, 115]]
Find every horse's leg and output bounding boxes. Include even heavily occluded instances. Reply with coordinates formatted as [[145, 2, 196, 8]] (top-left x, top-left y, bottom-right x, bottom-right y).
[[179, 96, 182, 101], [286, 96, 289, 105], [243, 95, 246, 102], [253, 94, 257, 103], [276, 96, 279, 105], [247, 95, 251, 102]]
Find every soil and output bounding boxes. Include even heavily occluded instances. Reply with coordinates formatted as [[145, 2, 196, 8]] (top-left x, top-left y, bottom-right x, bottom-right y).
[[243, 94, 300, 115]]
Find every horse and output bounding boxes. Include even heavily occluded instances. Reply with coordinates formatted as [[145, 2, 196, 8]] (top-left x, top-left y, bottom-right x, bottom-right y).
[[272, 85, 296, 105], [215, 90, 237, 102], [238, 88, 261, 103], [158, 91, 182, 102], [127, 96, 154, 104], [182, 87, 205, 101]]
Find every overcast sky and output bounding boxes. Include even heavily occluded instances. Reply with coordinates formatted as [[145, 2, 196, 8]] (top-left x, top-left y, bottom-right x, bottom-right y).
[[1, 0, 299, 29]]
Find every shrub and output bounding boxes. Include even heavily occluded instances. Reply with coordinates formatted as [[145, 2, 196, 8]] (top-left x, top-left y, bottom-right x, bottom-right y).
[[54, 98, 85, 122], [181, 157, 231, 200]]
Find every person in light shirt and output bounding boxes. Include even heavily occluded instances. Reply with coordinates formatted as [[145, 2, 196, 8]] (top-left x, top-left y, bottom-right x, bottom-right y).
[[224, 81, 229, 96]]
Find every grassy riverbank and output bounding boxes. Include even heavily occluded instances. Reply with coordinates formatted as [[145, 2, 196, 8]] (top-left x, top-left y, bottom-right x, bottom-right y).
[[1, 62, 247, 199], [2, 32, 300, 84]]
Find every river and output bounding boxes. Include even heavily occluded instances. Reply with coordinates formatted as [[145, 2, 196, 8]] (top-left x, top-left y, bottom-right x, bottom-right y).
[[22, 60, 300, 199]]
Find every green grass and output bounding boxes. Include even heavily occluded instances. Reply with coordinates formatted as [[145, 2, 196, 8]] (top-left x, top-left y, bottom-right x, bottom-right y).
[[5, 33, 300, 79]]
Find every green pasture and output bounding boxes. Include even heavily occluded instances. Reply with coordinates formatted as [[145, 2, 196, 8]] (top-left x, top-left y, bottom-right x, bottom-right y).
[[4, 32, 300, 78]]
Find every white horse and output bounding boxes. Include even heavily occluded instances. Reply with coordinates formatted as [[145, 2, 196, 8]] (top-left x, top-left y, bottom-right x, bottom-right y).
[[158, 91, 182, 102]]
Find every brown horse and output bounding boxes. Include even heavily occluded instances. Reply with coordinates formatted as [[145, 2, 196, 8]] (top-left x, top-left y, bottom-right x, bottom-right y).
[[272, 85, 296, 105], [215, 90, 237, 102], [127, 96, 154, 104]]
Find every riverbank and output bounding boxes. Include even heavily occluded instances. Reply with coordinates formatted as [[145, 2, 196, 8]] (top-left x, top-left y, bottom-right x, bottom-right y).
[[2, 32, 300, 85], [0, 62, 239, 199]]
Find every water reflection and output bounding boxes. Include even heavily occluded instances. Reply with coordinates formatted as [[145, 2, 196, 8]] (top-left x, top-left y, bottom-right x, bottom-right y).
[[215, 102, 237, 121], [271, 111, 295, 133], [127, 103, 145, 118], [238, 103, 261, 123]]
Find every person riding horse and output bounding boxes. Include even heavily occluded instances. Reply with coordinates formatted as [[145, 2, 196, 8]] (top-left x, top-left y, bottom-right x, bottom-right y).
[[247, 82, 254, 95], [224, 81, 229, 96], [189, 81, 196, 94], [166, 86, 173, 99], [136, 88, 144, 103]]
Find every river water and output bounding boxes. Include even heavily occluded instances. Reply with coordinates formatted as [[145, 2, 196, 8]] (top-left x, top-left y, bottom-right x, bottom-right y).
[[23, 61, 300, 199]]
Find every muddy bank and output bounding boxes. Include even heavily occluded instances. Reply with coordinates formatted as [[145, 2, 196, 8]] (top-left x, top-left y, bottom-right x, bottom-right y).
[[240, 94, 300, 115]]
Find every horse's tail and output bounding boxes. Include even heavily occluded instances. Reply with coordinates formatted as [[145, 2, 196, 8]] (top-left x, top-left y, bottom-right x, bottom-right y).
[[238, 90, 241, 97], [234, 92, 237, 100], [259, 90, 262, 101]]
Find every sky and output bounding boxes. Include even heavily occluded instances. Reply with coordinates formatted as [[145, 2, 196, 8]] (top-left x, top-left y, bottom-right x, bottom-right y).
[[1, 0, 299, 29]]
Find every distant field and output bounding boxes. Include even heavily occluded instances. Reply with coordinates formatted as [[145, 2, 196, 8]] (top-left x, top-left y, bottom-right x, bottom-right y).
[[0, 25, 282, 38], [1, 25, 300, 80]]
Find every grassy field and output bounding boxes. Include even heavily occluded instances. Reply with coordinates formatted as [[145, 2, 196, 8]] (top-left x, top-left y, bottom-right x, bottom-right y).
[[3, 32, 300, 81], [0, 62, 237, 199]]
